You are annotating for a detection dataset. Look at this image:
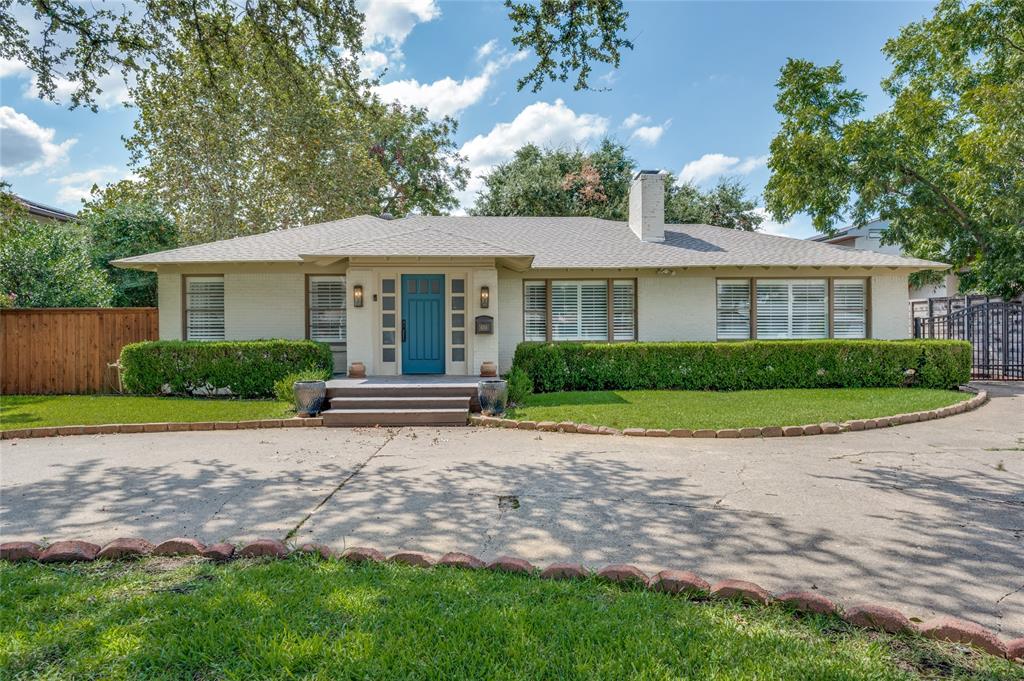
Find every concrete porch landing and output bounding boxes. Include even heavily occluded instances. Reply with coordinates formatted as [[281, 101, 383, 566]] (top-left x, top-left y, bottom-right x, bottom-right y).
[[322, 375, 483, 427]]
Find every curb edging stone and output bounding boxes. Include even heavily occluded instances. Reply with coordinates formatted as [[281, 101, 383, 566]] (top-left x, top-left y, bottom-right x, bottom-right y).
[[2, 534, 1019, 664]]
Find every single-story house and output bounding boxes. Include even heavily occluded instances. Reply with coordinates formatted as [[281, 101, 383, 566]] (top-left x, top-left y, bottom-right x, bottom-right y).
[[113, 171, 946, 377]]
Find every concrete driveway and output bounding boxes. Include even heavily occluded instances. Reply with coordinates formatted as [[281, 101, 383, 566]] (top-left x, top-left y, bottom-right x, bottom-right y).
[[2, 383, 1022, 637]]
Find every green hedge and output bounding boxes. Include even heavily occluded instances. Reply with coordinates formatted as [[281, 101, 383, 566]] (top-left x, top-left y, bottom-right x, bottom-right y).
[[511, 340, 972, 393], [121, 340, 334, 398]]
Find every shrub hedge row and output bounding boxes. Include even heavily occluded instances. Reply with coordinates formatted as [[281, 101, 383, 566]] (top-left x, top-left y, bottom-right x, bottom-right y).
[[511, 340, 971, 393], [121, 340, 334, 398]]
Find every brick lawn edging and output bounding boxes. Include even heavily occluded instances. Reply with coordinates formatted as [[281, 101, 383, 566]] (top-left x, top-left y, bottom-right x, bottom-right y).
[[1, 536, 1019, 663], [472, 387, 987, 439], [0, 417, 324, 440]]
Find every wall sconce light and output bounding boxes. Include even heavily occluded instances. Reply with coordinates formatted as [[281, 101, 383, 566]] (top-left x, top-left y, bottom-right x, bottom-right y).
[[480, 285, 490, 309], [353, 284, 364, 307]]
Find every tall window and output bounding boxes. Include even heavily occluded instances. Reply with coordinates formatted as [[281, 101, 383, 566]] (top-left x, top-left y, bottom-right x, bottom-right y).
[[308, 276, 346, 342], [833, 279, 867, 338], [716, 280, 751, 340], [612, 280, 636, 341], [185, 276, 224, 341], [523, 281, 548, 341], [523, 280, 636, 342]]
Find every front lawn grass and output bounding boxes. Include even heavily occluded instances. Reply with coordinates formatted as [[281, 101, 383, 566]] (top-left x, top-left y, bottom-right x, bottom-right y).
[[508, 388, 970, 431], [0, 394, 292, 430], [1, 558, 1017, 680]]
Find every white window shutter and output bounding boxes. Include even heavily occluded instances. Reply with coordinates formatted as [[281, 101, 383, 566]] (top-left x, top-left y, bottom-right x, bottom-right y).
[[755, 280, 791, 339], [716, 280, 751, 340], [186, 277, 225, 341], [756, 279, 828, 339], [523, 281, 548, 341], [308, 276, 346, 342], [833, 279, 867, 338], [612, 280, 635, 341]]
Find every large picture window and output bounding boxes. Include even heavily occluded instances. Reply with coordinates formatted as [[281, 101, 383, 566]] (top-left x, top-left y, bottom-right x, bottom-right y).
[[184, 276, 224, 341], [523, 279, 636, 342], [307, 276, 346, 342], [715, 277, 868, 340]]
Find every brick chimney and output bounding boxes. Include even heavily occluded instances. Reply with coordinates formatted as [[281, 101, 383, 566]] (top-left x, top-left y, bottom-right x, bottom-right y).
[[628, 170, 667, 242]]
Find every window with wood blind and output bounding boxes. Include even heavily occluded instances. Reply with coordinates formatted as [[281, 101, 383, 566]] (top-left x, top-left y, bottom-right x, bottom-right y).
[[716, 280, 751, 340], [523, 279, 636, 342], [307, 276, 346, 342], [184, 276, 225, 341], [756, 279, 828, 339], [832, 279, 867, 338]]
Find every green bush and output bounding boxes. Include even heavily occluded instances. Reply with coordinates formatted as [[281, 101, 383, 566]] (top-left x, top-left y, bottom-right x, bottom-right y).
[[511, 340, 971, 393], [274, 369, 332, 405], [505, 367, 533, 404], [121, 340, 334, 398]]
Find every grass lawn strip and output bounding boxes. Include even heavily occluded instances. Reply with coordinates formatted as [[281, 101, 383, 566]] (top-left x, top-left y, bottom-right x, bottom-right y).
[[509, 388, 971, 431], [1, 558, 1019, 680], [0, 395, 292, 431]]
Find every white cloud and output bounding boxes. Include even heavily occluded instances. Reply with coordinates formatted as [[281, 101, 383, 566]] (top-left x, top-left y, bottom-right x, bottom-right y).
[[25, 71, 132, 110], [678, 152, 767, 184], [0, 57, 30, 79], [359, 0, 440, 67], [475, 39, 498, 61], [47, 165, 132, 205], [630, 120, 670, 146], [751, 207, 815, 239], [0, 106, 76, 176], [374, 50, 526, 120], [457, 99, 609, 209], [621, 113, 650, 130]]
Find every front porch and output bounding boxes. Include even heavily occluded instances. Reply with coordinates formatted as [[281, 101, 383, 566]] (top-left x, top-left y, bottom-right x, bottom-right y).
[[322, 375, 484, 427]]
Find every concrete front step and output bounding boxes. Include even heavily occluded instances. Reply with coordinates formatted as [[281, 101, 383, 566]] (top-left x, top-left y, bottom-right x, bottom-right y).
[[329, 395, 471, 410], [322, 408, 470, 427], [326, 384, 477, 399]]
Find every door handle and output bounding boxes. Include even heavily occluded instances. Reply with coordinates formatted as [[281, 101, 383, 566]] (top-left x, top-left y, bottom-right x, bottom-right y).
[[401, 319, 406, 342]]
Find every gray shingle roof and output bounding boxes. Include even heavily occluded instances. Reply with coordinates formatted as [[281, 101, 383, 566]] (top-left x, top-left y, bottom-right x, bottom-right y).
[[113, 215, 947, 270]]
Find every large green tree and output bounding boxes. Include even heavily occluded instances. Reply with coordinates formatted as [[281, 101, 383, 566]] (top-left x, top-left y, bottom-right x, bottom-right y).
[[79, 183, 179, 307], [126, 14, 467, 243], [3, 0, 632, 110], [764, 0, 1024, 298], [471, 140, 764, 230], [0, 196, 114, 308]]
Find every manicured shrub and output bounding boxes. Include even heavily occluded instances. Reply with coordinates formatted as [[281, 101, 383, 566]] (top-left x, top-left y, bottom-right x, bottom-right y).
[[511, 340, 971, 393], [274, 368, 332, 405], [505, 367, 533, 404], [121, 340, 334, 398]]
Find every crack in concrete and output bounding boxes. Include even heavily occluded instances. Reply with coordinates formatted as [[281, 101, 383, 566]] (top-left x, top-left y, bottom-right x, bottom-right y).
[[283, 429, 400, 541], [996, 583, 1024, 606]]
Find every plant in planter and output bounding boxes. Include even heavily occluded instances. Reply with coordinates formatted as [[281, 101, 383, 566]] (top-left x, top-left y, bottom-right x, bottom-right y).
[[274, 368, 331, 416]]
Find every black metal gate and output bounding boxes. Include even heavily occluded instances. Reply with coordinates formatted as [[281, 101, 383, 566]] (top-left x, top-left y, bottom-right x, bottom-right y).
[[913, 301, 1024, 379]]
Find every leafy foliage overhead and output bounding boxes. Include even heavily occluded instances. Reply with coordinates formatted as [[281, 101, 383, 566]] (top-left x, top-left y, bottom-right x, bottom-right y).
[[506, 0, 633, 92], [471, 139, 764, 231], [4, 0, 635, 110], [764, 0, 1024, 298], [1, 0, 364, 111]]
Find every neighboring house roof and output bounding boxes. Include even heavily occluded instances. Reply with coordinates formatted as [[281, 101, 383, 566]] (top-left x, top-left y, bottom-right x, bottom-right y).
[[809, 219, 888, 243], [113, 214, 947, 270], [15, 196, 77, 222]]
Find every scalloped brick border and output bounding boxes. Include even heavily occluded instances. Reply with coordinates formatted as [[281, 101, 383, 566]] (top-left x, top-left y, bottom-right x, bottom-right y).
[[471, 387, 987, 438], [0, 417, 323, 440], [1, 535, 1019, 663]]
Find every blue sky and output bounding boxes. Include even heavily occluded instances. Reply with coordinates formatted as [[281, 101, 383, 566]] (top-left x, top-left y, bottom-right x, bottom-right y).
[[0, 0, 932, 238]]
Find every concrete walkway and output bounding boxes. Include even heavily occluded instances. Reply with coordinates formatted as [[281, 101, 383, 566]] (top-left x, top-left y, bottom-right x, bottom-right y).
[[2, 383, 1022, 636]]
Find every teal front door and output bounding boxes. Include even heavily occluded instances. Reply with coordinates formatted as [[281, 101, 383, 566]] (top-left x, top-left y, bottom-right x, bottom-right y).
[[401, 274, 445, 374]]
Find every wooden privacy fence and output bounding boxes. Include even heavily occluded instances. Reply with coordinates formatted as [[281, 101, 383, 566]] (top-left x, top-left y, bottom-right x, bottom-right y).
[[1, 308, 158, 395]]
